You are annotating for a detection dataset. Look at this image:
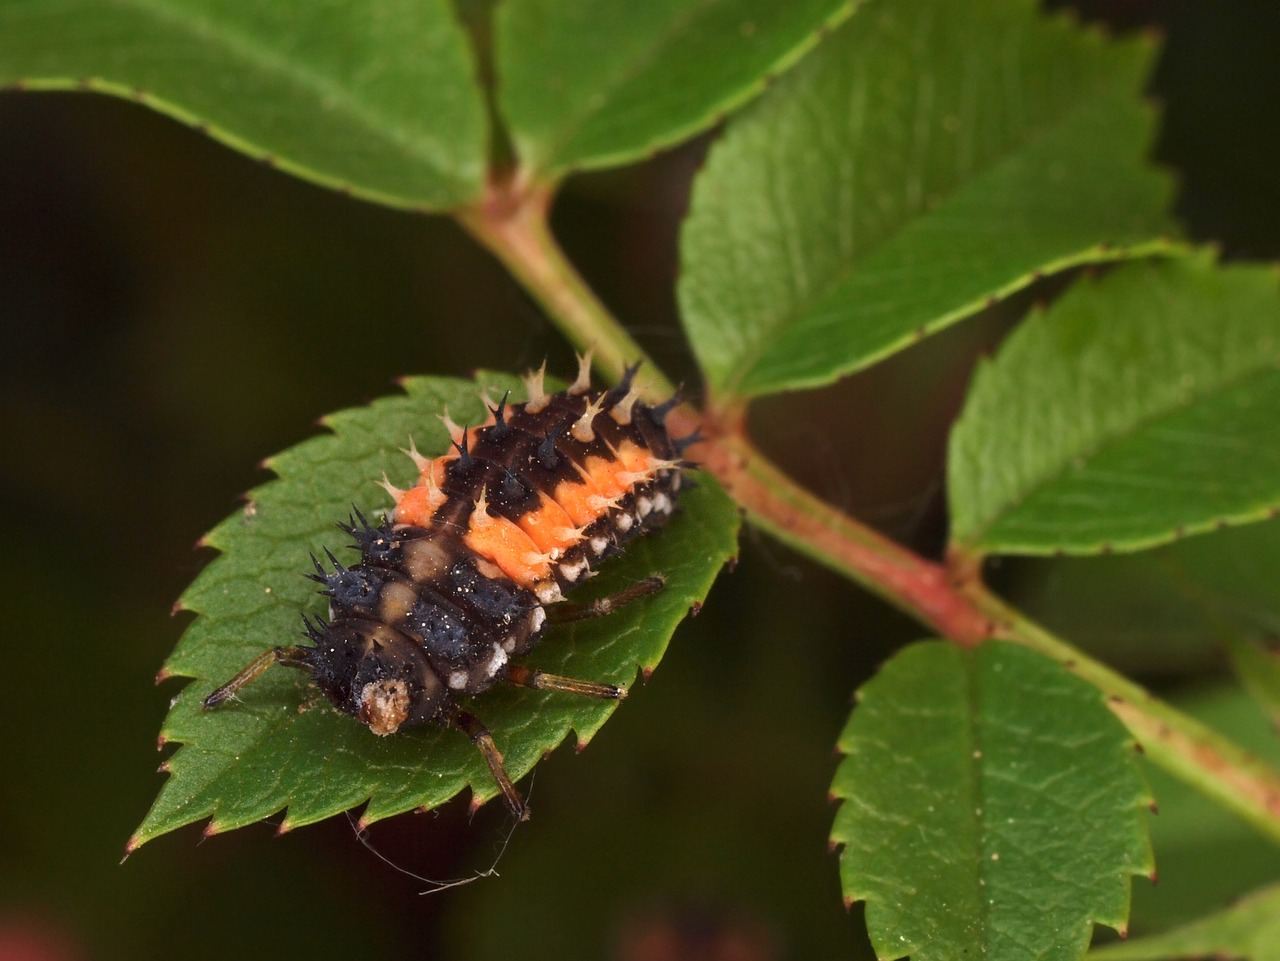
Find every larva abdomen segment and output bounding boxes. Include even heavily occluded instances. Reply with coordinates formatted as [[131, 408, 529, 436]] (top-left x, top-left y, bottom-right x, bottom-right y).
[[391, 379, 685, 603]]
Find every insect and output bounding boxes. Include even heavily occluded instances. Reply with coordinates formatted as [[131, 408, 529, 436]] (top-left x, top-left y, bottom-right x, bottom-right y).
[[203, 356, 694, 819]]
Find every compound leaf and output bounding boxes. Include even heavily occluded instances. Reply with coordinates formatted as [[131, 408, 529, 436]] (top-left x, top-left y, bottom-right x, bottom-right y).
[[132, 373, 740, 849], [679, 0, 1177, 401], [830, 640, 1152, 961], [949, 253, 1280, 557], [1088, 883, 1280, 961], [0, 0, 487, 209], [496, 0, 854, 179]]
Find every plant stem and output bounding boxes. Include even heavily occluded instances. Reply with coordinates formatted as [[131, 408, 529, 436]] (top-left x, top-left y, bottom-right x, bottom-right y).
[[701, 428, 993, 644], [454, 177, 1280, 847], [456, 175, 675, 398]]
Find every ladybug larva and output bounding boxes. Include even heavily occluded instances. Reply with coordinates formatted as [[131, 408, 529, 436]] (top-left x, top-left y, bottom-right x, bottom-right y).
[[204, 356, 693, 819]]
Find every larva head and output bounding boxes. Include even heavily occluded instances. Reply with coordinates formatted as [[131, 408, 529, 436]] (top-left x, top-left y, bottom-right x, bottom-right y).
[[304, 617, 448, 735]]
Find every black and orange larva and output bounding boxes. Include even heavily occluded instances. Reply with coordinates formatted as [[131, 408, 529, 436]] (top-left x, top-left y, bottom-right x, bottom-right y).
[[204, 356, 694, 819]]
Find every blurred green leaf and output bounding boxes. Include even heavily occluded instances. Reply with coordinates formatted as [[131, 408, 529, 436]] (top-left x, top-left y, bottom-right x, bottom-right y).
[[496, 0, 854, 179], [0, 0, 487, 208], [831, 641, 1152, 961], [1002, 518, 1280, 675], [950, 254, 1280, 557], [1227, 637, 1280, 731], [679, 0, 1177, 400], [1090, 884, 1280, 960], [133, 373, 740, 848]]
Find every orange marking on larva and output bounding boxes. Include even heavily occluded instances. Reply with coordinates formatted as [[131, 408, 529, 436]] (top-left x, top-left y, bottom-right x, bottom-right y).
[[583, 440, 661, 500], [404, 457, 446, 504], [581, 454, 630, 500], [464, 511, 549, 586], [516, 492, 581, 554], [393, 485, 437, 527], [614, 439, 661, 476], [422, 456, 450, 487], [550, 476, 604, 527]]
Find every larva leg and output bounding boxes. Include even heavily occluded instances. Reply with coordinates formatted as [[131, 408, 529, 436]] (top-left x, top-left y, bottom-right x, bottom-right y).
[[454, 709, 528, 821], [503, 663, 626, 701], [547, 575, 665, 624], [203, 646, 312, 710]]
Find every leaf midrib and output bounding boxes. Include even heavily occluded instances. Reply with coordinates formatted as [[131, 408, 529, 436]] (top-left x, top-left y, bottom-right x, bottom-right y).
[[967, 650, 995, 956]]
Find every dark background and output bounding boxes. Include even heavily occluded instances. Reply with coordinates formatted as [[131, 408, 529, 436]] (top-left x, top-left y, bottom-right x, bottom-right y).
[[2, 3, 1278, 959]]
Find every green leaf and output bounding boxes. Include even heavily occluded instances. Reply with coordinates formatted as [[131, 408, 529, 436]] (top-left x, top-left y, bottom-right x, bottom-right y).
[[1004, 518, 1280, 676], [679, 0, 1177, 401], [132, 373, 740, 848], [0, 0, 487, 209], [949, 254, 1280, 557], [1088, 883, 1280, 961], [495, 0, 854, 179], [1226, 637, 1280, 730], [830, 641, 1152, 961]]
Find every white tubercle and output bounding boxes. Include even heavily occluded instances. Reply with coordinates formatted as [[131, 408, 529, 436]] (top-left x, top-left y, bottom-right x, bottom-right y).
[[437, 409, 464, 444], [523, 360, 550, 414], [400, 436, 431, 473], [568, 349, 594, 395], [486, 642, 509, 678], [571, 394, 608, 443], [377, 472, 406, 506], [555, 526, 584, 544], [471, 486, 491, 525], [559, 557, 589, 581], [609, 383, 642, 425], [423, 468, 446, 510], [536, 582, 565, 604]]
